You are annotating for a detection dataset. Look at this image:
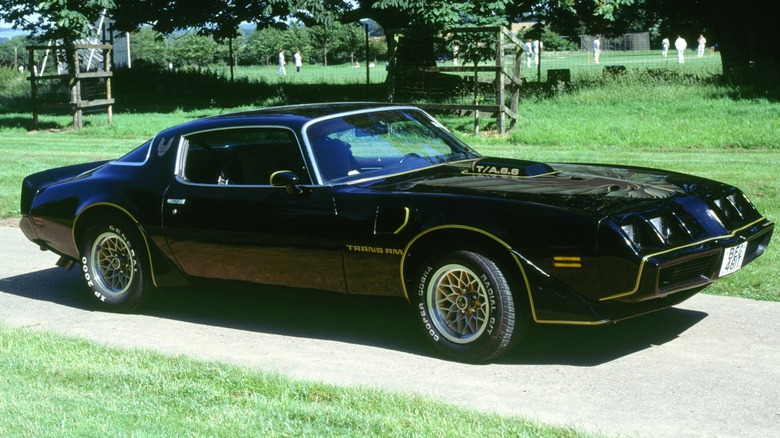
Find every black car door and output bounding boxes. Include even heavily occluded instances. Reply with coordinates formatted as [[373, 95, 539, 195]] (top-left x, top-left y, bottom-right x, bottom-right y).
[[161, 127, 347, 293]]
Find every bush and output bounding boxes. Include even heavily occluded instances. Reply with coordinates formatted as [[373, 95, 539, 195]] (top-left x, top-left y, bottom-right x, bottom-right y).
[[0, 67, 29, 111]]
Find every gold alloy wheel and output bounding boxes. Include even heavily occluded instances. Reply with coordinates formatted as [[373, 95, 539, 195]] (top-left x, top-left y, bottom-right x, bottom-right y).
[[427, 263, 490, 344], [90, 231, 134, 296]]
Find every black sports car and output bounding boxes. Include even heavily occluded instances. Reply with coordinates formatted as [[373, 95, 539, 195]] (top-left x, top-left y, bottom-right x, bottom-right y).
[[20, 103, 773, 362]]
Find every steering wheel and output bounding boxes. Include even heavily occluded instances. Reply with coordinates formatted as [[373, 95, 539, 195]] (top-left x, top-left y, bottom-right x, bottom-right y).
[[399, 152, 423, 164]]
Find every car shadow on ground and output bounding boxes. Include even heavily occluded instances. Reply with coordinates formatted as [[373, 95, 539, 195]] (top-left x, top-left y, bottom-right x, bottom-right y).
[[1, 267, 708, 366]]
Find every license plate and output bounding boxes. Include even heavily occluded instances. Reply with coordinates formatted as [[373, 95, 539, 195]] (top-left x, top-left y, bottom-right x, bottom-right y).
[[719, 242, 747, 277]]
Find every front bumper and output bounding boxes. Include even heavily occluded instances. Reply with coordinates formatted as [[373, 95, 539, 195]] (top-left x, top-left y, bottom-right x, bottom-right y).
[[524, 217, 773, 325], [607, 217, 773, 303]]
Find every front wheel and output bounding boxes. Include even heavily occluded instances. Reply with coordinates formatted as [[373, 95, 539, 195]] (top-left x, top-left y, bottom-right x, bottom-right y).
[[414, 250, 526, 362], [80, 218, 150, 312]]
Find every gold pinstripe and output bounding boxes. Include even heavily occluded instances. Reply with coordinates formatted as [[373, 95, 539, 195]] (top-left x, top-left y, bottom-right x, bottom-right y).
[[399, 224, 608, 325]]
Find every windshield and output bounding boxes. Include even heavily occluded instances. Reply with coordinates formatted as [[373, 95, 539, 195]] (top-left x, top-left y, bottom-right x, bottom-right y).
[[305, 108, 480, 183]]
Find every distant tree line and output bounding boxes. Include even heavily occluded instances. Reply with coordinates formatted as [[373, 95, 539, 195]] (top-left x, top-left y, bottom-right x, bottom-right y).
[[1, 0, 775, 89], [0, 36, 26, 68], [1, 22, 389, 70], [118, 23, 388, 69]]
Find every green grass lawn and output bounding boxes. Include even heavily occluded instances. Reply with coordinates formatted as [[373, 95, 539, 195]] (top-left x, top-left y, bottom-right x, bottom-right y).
[[0, 326, 589, 437]]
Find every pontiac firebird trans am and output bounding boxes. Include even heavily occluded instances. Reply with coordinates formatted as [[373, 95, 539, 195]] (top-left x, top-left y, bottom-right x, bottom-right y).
[[20, 103, 773, 362]]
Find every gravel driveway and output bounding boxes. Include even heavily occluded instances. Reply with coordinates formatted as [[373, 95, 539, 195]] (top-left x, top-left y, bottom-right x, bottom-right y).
[[1, 224, 778, 437]]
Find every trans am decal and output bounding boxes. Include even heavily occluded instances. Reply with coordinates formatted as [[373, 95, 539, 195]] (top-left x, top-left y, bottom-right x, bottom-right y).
[[346, 245, 403, 255]]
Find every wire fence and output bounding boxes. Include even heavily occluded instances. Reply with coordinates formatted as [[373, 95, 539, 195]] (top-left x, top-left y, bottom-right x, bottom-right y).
[[517, 48, 722, 83], [201, 47, 721, 87], [211, 62, 390, 85]]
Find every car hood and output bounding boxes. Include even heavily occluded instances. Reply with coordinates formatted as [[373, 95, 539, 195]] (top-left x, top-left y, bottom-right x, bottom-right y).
[[358, 157, 725, 217]]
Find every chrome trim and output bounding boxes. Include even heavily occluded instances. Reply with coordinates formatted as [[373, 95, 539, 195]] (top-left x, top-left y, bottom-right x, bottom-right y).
[[300, 105, 461, 185]]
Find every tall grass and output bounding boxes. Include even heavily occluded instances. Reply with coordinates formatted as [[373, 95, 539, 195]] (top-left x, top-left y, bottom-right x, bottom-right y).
[[503, 79, 779, 149]]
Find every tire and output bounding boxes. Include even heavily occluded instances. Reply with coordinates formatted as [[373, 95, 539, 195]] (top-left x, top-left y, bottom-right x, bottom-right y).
[[80, 218, 150, 312], [413, 250, 525, 362]]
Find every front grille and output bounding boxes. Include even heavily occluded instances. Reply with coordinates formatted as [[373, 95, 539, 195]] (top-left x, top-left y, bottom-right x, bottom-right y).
[[658, 253, 718, 292]]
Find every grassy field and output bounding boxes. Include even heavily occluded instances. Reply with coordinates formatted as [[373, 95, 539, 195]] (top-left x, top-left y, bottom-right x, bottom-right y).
[[0, 326, 589, 437], [0, 68, 778, 436], [210, 49, 722, 84]]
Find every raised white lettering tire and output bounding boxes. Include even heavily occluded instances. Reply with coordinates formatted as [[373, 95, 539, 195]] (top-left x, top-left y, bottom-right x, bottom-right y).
[[80, 218, 150, 312], [414, 250, 526, 362]]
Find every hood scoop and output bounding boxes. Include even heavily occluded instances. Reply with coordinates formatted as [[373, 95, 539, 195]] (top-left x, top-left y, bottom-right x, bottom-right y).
[[467, 158, 554, 177]]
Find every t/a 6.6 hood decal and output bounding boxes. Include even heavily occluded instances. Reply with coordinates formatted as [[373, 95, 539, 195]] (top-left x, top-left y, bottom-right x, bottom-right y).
[[414, 160, 687, 200]]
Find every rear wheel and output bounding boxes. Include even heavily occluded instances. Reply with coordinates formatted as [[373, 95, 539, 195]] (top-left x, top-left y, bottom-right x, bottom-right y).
[[413, 250, 526, 362], [80, 218, 150, 312]]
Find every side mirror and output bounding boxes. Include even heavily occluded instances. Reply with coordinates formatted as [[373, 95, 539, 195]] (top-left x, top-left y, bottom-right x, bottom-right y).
[[270, 171, 306, 195]]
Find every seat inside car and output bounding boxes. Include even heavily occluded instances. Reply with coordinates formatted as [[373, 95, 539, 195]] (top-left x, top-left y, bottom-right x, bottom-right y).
[[312, 137, 359, 182]]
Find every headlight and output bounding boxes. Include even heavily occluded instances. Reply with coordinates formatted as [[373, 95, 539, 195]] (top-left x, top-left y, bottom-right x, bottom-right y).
[[710, 191, 760, 228], [648, 216, 671, 239], [617, 211, 696, 250]]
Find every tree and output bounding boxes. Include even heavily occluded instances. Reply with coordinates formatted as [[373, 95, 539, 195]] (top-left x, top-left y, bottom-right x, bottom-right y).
[[640, 0, 777, 89], [309, 24, 338, 66], [4, 0, 774, 89], [0, 35, 28, 68], [284, 24, 312, 63], [168, 32, 217, 68], [240, 27, 285, 66], [130, 27, 168, 66], [0, 0, 114, 44], [337, 23, 364, 65], [344, 0, 512, 57], [110, 0, 283, 41]]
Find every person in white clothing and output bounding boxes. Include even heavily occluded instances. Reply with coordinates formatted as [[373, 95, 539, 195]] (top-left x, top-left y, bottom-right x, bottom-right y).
[[593, 36, 601, 64], [525, 39, 533, 68], [674, 36, 687, 64], [293, 50, 302, 72], [697, 34, 706, 57], [277, 50, 287, 75], [661, 37, 670, 57], [532, 40, 542, 66]]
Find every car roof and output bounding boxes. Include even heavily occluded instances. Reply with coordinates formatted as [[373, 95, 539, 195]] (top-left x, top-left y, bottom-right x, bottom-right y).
[[212, 102, 395, 120], [161, 102, 409, 138]]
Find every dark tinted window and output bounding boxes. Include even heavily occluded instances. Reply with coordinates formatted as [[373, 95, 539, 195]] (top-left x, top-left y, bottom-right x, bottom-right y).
[[182, 128, 309, 185]]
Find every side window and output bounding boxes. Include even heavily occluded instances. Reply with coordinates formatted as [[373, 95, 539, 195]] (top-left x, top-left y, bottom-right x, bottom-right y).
[[182, 128, 309, 185]]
